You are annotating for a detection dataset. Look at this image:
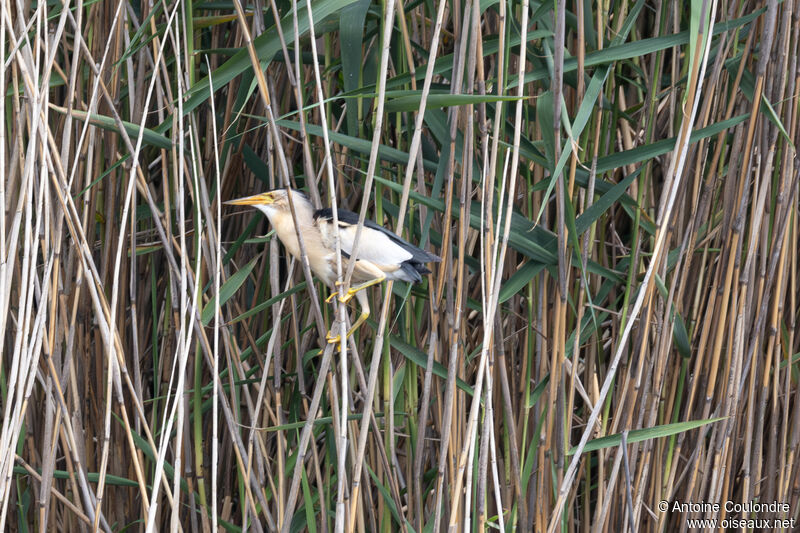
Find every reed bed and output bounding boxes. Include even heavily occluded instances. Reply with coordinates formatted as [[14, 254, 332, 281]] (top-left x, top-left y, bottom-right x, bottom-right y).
[[1, 0, 798, 531]]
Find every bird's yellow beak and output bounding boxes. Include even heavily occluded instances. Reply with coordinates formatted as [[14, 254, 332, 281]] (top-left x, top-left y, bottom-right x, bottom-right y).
[[224, 192, 275, 206]]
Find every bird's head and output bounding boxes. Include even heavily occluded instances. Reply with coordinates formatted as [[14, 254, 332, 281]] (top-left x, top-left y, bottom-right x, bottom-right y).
[[225, 189, 311, 217]]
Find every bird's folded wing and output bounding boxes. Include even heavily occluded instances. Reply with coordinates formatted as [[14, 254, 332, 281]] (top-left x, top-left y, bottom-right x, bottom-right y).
[[314, 207, 439, 265]]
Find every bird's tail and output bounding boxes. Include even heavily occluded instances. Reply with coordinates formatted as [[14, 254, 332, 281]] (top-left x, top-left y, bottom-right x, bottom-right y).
[[398, 261, 433, 283]]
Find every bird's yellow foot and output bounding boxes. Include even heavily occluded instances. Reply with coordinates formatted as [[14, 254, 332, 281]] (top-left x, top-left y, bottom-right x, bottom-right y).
[[326, 281, 347, 304], [326, 331, 342, 344], [338, 289, 357, 304]]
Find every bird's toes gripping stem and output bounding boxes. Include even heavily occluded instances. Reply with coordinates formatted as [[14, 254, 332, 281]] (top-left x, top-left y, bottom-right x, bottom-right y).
[[325, 280, 358, 305], [325, 281, 345, 304], [338, 290, 356, 304]]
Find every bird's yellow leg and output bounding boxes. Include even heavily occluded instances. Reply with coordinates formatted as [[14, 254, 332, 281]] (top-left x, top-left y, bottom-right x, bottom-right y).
[[325, 291, 357, 342], [338, 276, 385, 304], [346, 311, 369, 338], [327, 289, 372, 344], [326, 311, 370, 344], [324, 275, 386, 305], [325, 293, 355, 342]]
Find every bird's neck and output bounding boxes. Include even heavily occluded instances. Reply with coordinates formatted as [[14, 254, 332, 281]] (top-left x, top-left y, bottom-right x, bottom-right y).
[[267, 206, 317, 260]]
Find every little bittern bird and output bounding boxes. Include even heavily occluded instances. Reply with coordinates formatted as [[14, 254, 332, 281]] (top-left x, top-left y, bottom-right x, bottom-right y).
[[226, 189, 440, 342]]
